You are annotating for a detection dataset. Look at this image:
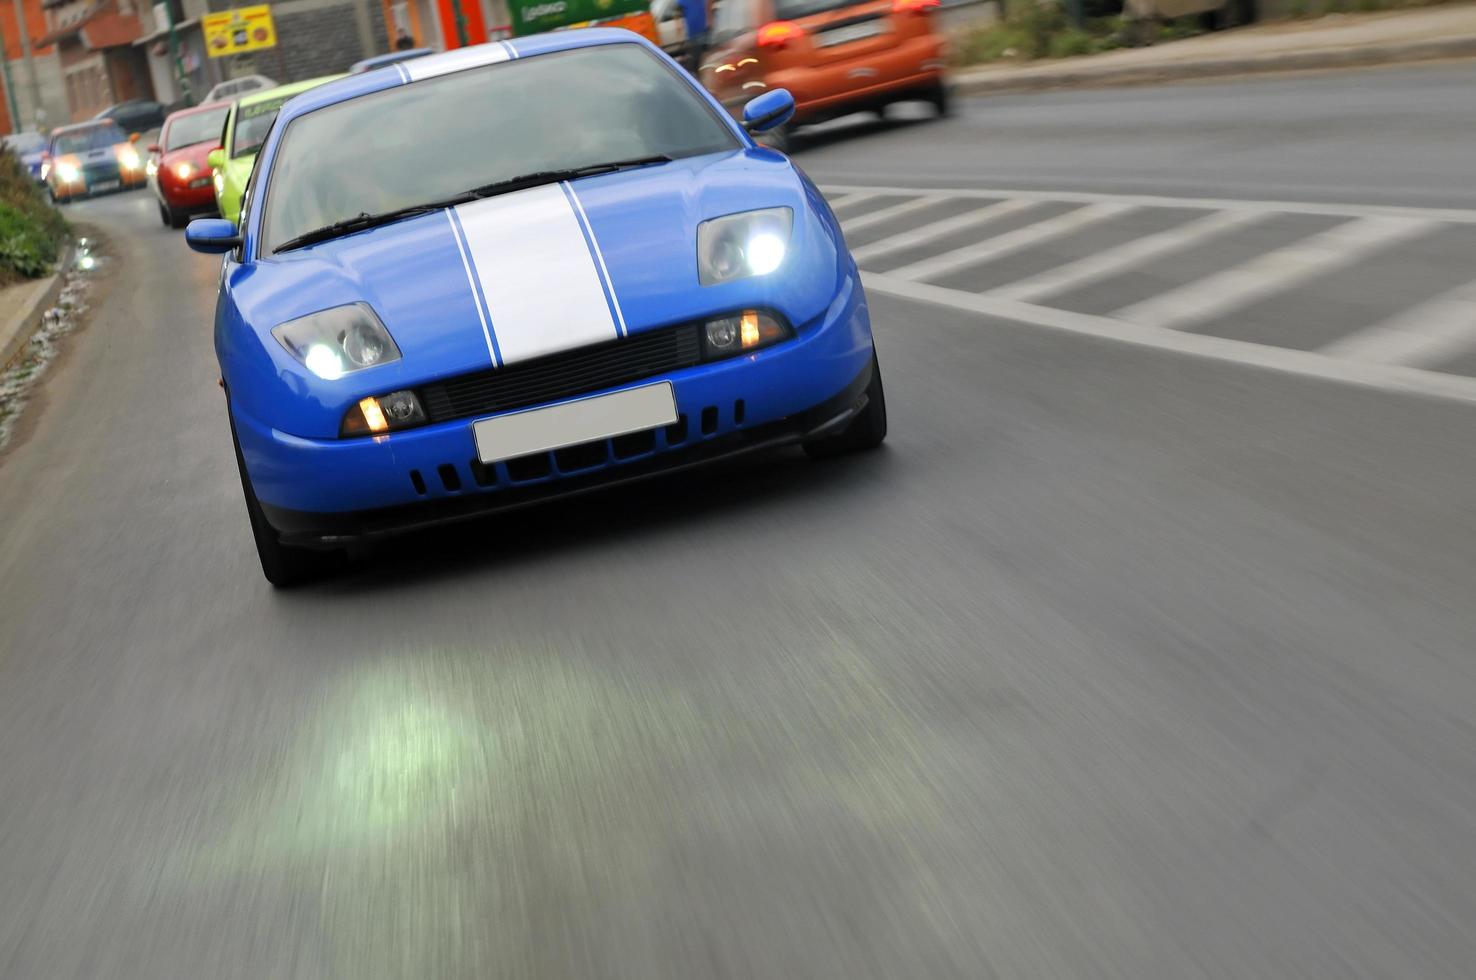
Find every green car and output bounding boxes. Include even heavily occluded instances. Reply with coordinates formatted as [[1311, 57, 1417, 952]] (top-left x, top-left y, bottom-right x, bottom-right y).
[[209, 76, 342, 225]]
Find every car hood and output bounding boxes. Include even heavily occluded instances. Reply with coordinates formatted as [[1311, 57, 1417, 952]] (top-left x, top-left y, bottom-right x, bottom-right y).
[[162, 141, 216, 170], [236, 148, 842, 391]]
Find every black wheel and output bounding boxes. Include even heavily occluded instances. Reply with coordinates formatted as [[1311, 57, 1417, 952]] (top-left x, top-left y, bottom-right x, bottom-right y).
[[929, 79, 954, 118], [157, 200, 171, 227], [231, 421, 343, 587], [804, 352, 888, 459], [168, 205, 189, 229]]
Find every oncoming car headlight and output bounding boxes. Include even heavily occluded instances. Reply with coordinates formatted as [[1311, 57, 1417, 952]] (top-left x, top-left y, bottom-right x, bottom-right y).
[[55, 162, 79, 183], [698, 207, 792, 285], [270, 303, 401, 381]]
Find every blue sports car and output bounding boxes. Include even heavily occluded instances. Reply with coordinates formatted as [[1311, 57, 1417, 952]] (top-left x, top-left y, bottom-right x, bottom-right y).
[[188, 30, 885, 585]]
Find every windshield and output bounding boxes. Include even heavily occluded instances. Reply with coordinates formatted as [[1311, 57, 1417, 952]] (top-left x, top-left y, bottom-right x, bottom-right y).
[[5, 132, 46, 155], [166, 108, 229, 151], [260, 44, 737, 254], [52, 124, 126, 155], [232, 96, 291, 158]]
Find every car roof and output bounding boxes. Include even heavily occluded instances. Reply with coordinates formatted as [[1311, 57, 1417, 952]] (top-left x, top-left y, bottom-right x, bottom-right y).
[[238, 75, 344, 108], [53, 120, 123, 134], [280, 31, 659, 124], [351, 47, 434, 72], [166, 100, 231, 120]]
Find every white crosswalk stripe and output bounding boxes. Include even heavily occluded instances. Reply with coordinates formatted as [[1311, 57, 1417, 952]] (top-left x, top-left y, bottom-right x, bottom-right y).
[[889, 203, 1138, 283], [850, 199, 1042, 266], [825, 191, 884, 212], [1320, 280, 1476, 367], [1111, 216, 1437, 331], [822, 183, 1476, 393], [839, 195, 942, 233], [987, 210, 1270, 303]]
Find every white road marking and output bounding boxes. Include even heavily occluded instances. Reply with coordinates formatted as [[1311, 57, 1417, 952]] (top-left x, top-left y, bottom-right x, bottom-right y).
[[1112, 216, 1437, 331], [889, 203, 1137, 283], [863, 271, 1476, 405], [839, 195, 941, 233], [1320, 280, 1476, 367], [988, 209, 1270, 303], [825, 191, 884, 212], [850, 199, 1042, 265], [822, 183, 1476, 226]]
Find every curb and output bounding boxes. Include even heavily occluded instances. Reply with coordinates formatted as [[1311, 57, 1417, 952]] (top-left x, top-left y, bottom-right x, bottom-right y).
[[0, 245, 73, 372], [952, 34, 1476, 95]]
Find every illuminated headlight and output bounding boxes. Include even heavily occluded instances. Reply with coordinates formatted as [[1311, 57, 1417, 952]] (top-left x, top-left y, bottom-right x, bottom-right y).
[[119, 149, 140, 170], [697, 207, 793, 285], [270, 303, 401, 381], [175, 162, 193, 180], [341, 389, 427, 437], [55, 162, 79, 183], [40, 161, 50, 180], [701, 309, 790, 359], [145, 159, 158, 176]]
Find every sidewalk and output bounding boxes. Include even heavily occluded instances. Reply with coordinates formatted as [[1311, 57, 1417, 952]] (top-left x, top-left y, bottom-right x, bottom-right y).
[[0, 266, 67, 370], [953, 4, 1476, 94]]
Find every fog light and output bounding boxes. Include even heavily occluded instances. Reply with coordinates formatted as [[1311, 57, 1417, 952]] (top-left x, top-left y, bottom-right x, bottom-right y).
[[701, 310, 791, 360], [341, 389, 426, 437], [705, 317, 740, 351]]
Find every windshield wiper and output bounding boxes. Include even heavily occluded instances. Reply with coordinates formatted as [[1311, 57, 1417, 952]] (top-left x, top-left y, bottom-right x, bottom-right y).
[[272, 198, 468, 253], [271, 155, 674, 253], [464, 154, 673, 200]]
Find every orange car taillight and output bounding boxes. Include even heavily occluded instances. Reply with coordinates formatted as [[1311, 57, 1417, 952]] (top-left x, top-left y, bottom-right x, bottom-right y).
[[757, 20, 805, 48]]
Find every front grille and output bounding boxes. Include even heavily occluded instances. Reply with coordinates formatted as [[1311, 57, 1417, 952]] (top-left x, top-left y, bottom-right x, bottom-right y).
[[420, 323, 702, 424], [82, 161, 120, 182]]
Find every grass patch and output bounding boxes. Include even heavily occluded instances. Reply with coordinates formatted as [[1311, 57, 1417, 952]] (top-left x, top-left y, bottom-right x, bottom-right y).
[[955, 3, 1129, 65], [0, 147, 67, 287]]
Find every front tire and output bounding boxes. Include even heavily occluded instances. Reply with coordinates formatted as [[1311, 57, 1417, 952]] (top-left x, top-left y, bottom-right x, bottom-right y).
[[929, 79, 954, 118], [231, 422, 343, 587], [804, 353, 888, 459]]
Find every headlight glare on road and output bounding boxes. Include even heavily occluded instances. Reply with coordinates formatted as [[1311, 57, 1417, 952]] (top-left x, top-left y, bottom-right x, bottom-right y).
[[698, 207, 793, 285], [341, 389, 426, 437], [271, 303, 401, 380]]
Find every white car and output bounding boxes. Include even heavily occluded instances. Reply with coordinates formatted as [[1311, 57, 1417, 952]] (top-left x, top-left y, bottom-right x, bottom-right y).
[[202, 75, 277, 104]]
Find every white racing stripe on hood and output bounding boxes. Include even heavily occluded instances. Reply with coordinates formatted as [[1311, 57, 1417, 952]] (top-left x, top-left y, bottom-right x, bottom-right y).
[[403, 42, 512, 81], [454, 183, 620, 365]]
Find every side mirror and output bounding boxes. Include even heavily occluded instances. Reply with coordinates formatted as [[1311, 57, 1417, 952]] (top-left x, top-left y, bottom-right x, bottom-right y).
[[129, 132, 141, 144], [185, 218, 241, 253], [147, 143, 161, 154], [742, 88, 795, 135], [207, 147, 225, 170]]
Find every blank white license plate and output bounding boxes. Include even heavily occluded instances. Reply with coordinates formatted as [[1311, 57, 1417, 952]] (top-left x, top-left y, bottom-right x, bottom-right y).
[[817, 21, 885, 46], [92, 180, 120, 191], [472, 382, 677, 464]]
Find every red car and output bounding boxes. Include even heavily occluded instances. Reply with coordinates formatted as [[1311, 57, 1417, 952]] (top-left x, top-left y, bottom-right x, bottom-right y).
[[148, 102, 230, 228]]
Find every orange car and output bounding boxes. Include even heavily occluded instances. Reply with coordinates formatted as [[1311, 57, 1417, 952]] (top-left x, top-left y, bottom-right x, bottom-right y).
[[43, 120, 147, 203], [699, 0, 950, 149]]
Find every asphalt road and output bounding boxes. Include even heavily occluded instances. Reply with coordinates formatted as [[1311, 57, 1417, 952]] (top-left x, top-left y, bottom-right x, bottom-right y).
[[3, 65, 1476, 979]]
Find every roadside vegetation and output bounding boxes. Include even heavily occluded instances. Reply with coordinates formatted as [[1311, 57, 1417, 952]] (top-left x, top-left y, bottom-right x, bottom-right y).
[[0, 148, 67, 287]]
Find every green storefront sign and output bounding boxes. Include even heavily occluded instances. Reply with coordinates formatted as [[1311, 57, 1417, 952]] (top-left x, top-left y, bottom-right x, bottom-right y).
[[511, 0, 649, 36]]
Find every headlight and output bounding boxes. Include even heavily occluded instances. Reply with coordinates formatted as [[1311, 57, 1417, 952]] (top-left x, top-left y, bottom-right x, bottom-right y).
[[56, 162, 79, 183], [697, 207, 793, 285], [270, 303, 401, 381], [175, 162, 193, 180], [119, 149, 140, 170]]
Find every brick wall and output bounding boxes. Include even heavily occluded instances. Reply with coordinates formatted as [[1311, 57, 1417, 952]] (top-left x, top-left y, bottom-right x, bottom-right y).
[[210, 0, 392, 82]]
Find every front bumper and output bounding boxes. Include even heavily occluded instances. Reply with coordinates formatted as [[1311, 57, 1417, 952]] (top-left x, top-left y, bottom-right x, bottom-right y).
[[234, 272, 874, 545], [159, 175, 217, 210]]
